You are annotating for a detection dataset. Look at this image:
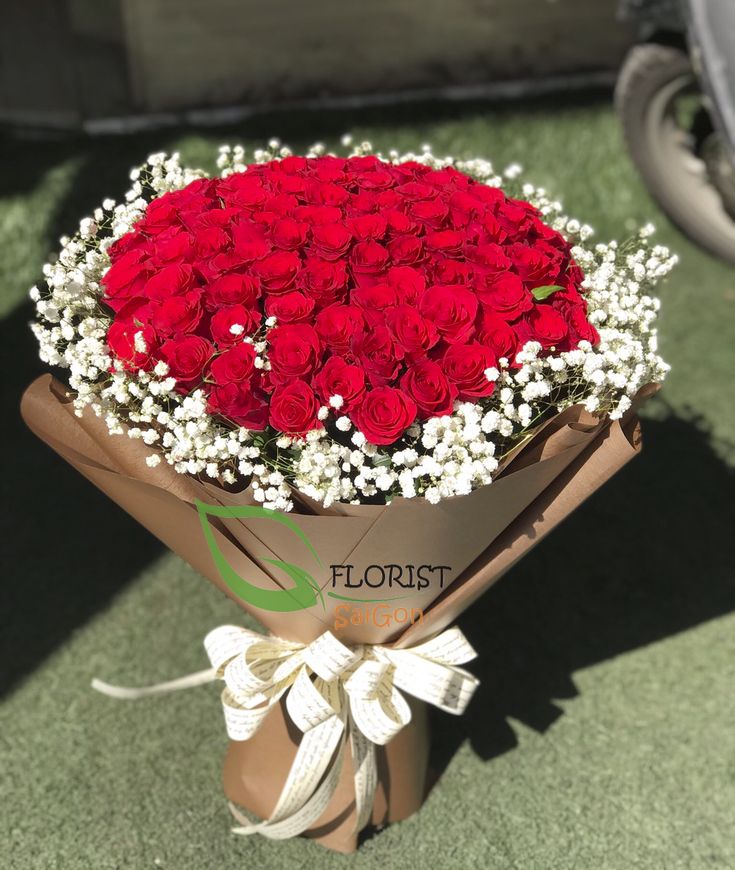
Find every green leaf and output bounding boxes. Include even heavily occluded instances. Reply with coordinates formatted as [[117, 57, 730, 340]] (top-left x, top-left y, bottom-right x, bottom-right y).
[[195, 500, 323, 612], [531, 284, 563, 301]]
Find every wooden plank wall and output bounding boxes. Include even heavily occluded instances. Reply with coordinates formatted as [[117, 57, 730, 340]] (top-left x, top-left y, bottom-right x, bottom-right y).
[[0, 0, 80, 127], [0, 0, 633, 127], [0, 0, 128, 128], [121, 0, 633, 114]]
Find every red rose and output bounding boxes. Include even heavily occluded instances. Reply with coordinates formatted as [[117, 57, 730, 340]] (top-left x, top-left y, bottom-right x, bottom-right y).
[[567, 304, 600, 346], [440, 343, 497, 400], [352, 168, 394, 190], [203, 252, 243, 281], [210, 304, 261, 347], [311, 223, 353, 260], [231, 222, 271, 262], [460, 220, 482, 246], [477, 272, 533, 321], [387, 235, 424, 267], [472, 243, 512, 274], [267, 171, 305, 196], [432, 258, 473, 285], [473, 184, 506, 208], [479, 211, 507, 243], [400, 360, 457, 418], [268, 323, 322, 384], [426, 167, 466, 187], [385, 266, 425, 304], [395, 181, 436, 200], [208, 381, 268, 429], [264, 291, 315, 324], [566, 263, 584, 285], [279, 155, 308, 174], [385, 304, 439, 357], [135, 194, 179, 233], [497, 200, 536, 237], [345, 154, 383, 172], [209, 343, 257, 385], [204, 274, 260, 310], [517, 305, 569, 349], [168, 176, 216, 204], [106, 231, 148, 261], [348, 213, 387, 241], [409, 197, 448, 228], [194, 226, 230, 258], [418, 284, 478, 344], [254, 251, 301, 294], [193, 206, 241, 231], [448, 190, 483, 224], [142, 263, 196, 302], [550, 281, 585, 309], [294, 205, 343, 226], [269, 380, 321, 435], [353, 325, 403, 385], [306, 180, 349, 207], [476, 309, 519, 363], [352, 387, 417, 445], [298, 257, 348, 305], [106, 319, 157, 371], [149, 290, 203, 336], [313, 156, 347, 179], [350, 283, 399, 312], [350, 240, 390, 274], [313, 356, 366, 412], [315, 303, 365, 354], [113, 295, 156, 325], [150, 230, 194, 266], [425, 229, 464, 256], [102, 250, 151, 309], [384, 209, 419, 235], [507, 243, 557, 285], [347, 191, 379, 214], [271, 217, 308, 251], [219, 177, 268, 211], [160, 335, 213, 385], [259, 193, 298, 218]]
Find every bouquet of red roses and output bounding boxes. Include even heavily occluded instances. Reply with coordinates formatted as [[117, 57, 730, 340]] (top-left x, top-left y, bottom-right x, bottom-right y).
[[24, 140, 672, 852]]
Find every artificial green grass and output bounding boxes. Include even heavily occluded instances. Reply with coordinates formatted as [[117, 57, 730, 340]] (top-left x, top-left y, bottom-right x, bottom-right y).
[[2, 93, 734, 869]]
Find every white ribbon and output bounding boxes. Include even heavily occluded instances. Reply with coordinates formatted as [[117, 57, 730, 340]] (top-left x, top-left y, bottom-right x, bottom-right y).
[[92, 625, 479, 840]]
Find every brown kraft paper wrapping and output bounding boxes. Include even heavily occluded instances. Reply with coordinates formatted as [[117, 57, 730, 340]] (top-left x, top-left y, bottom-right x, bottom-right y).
[[21, 374, 652, 852], [223, 695, 429, 852]]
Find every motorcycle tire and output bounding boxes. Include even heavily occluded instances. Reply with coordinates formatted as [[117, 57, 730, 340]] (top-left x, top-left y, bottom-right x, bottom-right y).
[[615, 41, 735, 265]]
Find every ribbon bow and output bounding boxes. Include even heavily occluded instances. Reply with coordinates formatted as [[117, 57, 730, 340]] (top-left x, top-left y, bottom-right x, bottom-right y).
[[93, 625, 479, 840]]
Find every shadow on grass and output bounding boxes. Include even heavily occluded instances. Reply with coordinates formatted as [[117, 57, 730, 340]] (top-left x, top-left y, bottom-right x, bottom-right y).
[[428, 409, 735, 778], [0, 298, 163, 696]]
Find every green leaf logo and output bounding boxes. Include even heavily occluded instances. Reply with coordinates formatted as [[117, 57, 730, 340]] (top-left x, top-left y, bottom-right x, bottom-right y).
[[531, 284, 563, 301], [195, 500, 324, 612]]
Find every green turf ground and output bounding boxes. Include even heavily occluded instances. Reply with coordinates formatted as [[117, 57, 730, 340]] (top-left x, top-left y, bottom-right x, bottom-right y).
[[2, 93, 734, 869]]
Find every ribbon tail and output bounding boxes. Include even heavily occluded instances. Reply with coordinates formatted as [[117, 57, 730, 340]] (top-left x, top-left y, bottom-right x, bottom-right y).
[[229, 746, 345, 839], [350, 718, 378, 832], [90, 667, 217, 699], [230, 715, 347, 839], [90, 625, 481, 843]]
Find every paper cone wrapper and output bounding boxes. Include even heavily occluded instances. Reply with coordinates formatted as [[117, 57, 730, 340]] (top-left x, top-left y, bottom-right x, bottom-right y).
[[21, 374, 653, 851]]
